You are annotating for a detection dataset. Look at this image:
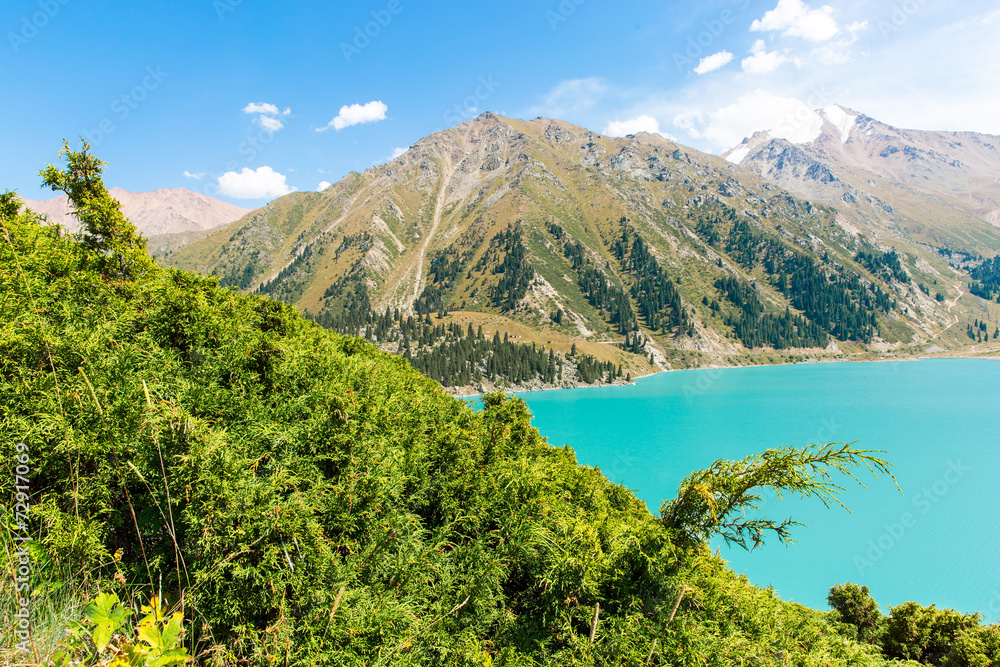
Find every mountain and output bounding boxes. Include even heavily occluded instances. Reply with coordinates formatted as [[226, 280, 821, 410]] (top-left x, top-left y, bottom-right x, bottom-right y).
[[23, 186, 252, 237], [158, 113, 998, 380], [724, 105, 1000, 253]]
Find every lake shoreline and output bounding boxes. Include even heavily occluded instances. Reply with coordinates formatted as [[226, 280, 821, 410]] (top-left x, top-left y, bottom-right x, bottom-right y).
[[447, 345, 1000, 399]]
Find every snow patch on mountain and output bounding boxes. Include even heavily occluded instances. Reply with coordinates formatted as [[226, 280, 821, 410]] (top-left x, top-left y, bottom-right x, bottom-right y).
[[725, 143, 753, 164], [821, 105, 857, 144]]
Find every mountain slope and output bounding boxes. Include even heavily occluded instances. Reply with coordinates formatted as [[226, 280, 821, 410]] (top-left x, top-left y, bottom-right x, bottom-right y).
[[724, 105, 1000, 253], [159, 113, 996, 375], [24, 186, 252, 237]]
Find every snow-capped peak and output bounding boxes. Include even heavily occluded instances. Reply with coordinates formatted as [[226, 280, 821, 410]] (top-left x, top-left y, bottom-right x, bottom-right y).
[[820, 105, 857, 144]]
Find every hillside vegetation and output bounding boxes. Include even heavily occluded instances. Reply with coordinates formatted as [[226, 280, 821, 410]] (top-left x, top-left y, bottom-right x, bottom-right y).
[[3, 145, 999, 666]]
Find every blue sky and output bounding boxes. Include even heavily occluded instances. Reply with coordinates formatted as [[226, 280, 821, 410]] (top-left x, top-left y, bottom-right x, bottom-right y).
[[3, 0, 998, 207]]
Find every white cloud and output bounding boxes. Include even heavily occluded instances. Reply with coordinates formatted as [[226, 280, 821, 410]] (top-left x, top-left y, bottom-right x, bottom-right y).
[[673, 89, 822, 150], [750, 0, 839, 42], [243, 102, 280, 115], [694, 51, 735, 75], [182, 170, 204, 179], [389, 146, 406, 159], [217, 166, 297, 199], [317, 181, 331, 191], [258, 115, 284, 131], [811, 20, 867, 65], [243, 102, 290, 131], [530, 77, 608, 117], [741, 40, 789, 74], [603, 115, 676, 140], [318, 100, 388, 132]]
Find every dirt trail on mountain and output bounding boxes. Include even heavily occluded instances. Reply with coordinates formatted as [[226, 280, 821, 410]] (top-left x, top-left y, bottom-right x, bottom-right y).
[[406, 150, 458, 310], [932, 282, 966, 340]]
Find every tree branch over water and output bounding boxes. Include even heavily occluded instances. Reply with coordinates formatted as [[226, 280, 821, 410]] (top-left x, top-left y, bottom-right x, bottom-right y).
[[660, 442, 897, 550]]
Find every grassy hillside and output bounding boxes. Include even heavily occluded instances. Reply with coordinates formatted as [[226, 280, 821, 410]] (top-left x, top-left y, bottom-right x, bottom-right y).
[[3, 148, 997, 665]]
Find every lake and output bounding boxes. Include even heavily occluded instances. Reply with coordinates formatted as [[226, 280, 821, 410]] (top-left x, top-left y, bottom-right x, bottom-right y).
[[489, 358, 1000, 618]]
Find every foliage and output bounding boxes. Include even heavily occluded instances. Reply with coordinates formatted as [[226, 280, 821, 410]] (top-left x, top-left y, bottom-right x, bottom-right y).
[[725, 217, 890, 343], [969, 255, 1000, 301], [825, 584, 1000, 667], [551, 226, 637, 335], [49, 592, 190, 667], [828, 583, 884, 644], [485, 225, 535, 311], [855, 249, 910, 284], [38, 140, 153, 281], [0, 153, 915, 665], [660, 443, 895, 550], [613, 223, 693, 336], [306, 306, 622, 388], [715, 275, 829, 349]]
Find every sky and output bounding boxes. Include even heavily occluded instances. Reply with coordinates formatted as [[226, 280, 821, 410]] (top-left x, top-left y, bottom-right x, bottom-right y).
[[3, 0, 999, 207]]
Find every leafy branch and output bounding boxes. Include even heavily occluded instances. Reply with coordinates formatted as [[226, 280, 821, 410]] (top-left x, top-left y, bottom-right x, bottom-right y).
[[660, 442, 896, 550]]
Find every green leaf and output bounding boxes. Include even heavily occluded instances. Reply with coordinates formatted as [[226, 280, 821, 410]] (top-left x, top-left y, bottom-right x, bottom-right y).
[[138, 621, 164, 652], [149, 648, 190, 667], [86, 592, 130, 652], [159, 612, 185, 651]]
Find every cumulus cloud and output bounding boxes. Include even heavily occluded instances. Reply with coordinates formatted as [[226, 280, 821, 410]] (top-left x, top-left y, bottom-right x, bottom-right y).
[[603, 115, 676, 140], [694, 51, 735, 75], [673, 89, 822, 150], [750, 0, 839, 42], [243, 102, 279, 115], [318, 100, 388, 132], [741, 40, 789, 74], [258, 116, 284, 131], [317, 181, 331, 191], [389, 146, 406, 159], [182, 170, 204, 179], [217, 166, 296, 199], [243, 102, 291, 131]]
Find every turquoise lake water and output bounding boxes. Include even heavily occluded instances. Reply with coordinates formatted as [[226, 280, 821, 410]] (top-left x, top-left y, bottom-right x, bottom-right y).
[[482, 358, 1000, 618]]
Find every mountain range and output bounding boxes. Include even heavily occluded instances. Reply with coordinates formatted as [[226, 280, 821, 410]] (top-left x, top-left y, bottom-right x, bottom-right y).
[[723, 105, 1000, 253], [153, 110, 1000, 382], [24, 186, 251, 237]]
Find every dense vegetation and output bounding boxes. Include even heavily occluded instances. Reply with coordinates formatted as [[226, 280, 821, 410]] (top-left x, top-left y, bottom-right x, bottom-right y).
[[715, 276, 830, 349], [969, 255, 1000, 302], [828, 583, 1000, 666], [613, 223, 694, 336], [305, 306, 624, 388], [4, 145, 998, 666], [482, 225, 535, 311], [548, 222, 639, 335], [718, 216, 891, 343], [855, 249, 910, 284]]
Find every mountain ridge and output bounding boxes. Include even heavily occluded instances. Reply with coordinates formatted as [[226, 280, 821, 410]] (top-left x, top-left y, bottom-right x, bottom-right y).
[[23, 186, 253, 237], [156, 112, 999, 382], [724, 105, 1000, 246]]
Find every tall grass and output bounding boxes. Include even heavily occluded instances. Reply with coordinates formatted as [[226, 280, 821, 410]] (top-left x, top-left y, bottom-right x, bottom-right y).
[[0, 517, 91, 665]]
